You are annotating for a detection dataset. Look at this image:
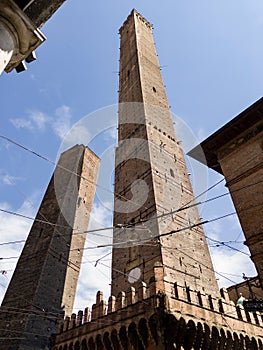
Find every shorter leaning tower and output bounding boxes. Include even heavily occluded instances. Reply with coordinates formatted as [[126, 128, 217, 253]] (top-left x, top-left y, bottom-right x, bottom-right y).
[[0, 145, 99, 350]]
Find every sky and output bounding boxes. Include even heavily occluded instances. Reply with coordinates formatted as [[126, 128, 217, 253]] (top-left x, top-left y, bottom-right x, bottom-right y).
[[0, 0, 263, 312]]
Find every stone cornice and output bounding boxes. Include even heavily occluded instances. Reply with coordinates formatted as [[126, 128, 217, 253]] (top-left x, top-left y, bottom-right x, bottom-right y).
[[0, 0, 45, 72]]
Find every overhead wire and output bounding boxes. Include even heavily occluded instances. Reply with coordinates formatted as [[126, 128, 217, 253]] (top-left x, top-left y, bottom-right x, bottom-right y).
[[0, 134, 160, 217], [1, 132, 261, 257], [1, 102, 261, 341], [0, 133, 261, 321], [206, 236, 250, 256], [0, 231, 260, 332], [0, 133, 229, 242], [0, 209, 250, 256], [0, 171, 113, 276], [1, 177, 261, 242], [0, 134, 167, 259], [1, 130, 260, 236]]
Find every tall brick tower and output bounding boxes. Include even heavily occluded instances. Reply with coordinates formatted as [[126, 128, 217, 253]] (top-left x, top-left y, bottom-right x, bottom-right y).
[[52, 12, 263, 350], [111, 9, 219, 297], [0, 145, 99, 349]]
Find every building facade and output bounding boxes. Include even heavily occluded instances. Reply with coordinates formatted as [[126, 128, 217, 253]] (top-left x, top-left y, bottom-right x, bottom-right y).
[[188, 97, 263, 298]]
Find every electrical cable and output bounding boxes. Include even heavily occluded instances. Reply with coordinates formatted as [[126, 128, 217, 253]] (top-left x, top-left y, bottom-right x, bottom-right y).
[[0, 210, 239, 255], [0, 134, 159, 216], [1, 130, 260, 240], [0, 134, 261, 324], [1, 176, 261, 244]]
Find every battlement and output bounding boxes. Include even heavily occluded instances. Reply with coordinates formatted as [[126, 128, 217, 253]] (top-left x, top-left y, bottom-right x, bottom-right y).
[[52, 262, 263, 349], [58, 282, 148, 335], [119, 9, 153, 35], [57, 278, 263, 336]]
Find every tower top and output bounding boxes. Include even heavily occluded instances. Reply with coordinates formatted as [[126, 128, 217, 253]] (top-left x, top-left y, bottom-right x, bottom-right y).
[[119, 8, 153, 34]]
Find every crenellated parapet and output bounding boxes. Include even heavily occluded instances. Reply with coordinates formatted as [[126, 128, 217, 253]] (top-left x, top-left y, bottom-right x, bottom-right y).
[[171, 282, 263, 330], [52, 273, 263, 349], [57, 281, 151, 335], [58, 283, 263, 334]]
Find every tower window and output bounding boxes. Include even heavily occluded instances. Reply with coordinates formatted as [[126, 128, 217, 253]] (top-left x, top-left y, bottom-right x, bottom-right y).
[[127, 70, 130, 77], [152, 87, 156, 93], [170, 169, 175, 177]]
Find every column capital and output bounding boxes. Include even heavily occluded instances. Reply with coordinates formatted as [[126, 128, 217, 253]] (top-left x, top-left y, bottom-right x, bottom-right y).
[[0, 0, 45, 73]]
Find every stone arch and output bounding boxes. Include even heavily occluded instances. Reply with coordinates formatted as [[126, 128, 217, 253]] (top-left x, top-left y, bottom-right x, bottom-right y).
[[119, 326, 129, 349], [138, 318, 149, 348], [233, 332, 240, 350], [88, 337, 95, 350], [183, 319, 196, 350], [81, 338, 88, 350], [103, 331, 113, 350], [258, 337, 263, 350], [201, 323, 211, 350], [96, 334, 104, 350], [219, 329, 226, 350], [74, 341, 80, 350], [239, 334, 246, 349], [111, 329, 120, 350], [69, 343, 73, 350], [225, 331, 233, 350], [245, 335, 251, 349], [163, 313, 178, 348], [59, 346, 63, 350], [210, 326, 219, 350], [194, 322, 203, 350], [63, 345, 68, 350], [175, 317, 186, 349], [128, 321, 144, 350], [251, 337, 259, 350], [148, 314, 160, 345]]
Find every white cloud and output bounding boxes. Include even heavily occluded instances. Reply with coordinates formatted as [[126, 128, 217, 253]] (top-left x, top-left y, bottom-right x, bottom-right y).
[[52, 105, 72, 140], [1, 174, 19, 185], [211, 247, 257, 289], [103, 126, 118, 142], [10, 110, 50, 131], [10, 118, 34, 130], [9, 105, 80, 142], [60, 124, 91, 150], [28, 110, 50, 130], [51, 105, 91, 148]]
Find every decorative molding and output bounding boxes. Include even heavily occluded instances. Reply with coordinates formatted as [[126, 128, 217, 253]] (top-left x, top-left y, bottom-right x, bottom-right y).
[[218, 123, 263, 161], [0, 0, 45, 72]]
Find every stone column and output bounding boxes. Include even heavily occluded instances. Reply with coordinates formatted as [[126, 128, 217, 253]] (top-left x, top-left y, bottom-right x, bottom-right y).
[[0, 21, 14, 73], [0, 0, 45, 75]]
